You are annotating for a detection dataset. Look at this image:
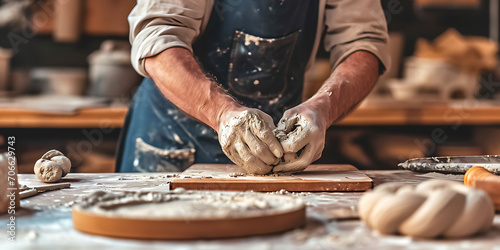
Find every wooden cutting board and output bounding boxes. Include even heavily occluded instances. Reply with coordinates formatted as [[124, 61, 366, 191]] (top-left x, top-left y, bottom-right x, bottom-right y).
[[171, 164, 373, 192]]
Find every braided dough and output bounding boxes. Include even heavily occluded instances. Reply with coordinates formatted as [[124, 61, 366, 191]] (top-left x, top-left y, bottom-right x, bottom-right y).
[[359, 180, 494, 238], [34, 150, 71, 183]]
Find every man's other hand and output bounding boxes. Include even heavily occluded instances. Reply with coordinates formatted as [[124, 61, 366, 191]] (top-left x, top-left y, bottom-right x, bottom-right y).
[[218, 108, 283, 175], [273, 104, 327, 173]]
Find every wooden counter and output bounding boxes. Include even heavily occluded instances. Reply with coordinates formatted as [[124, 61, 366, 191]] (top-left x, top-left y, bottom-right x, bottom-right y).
[[3, 171, 500, 249]]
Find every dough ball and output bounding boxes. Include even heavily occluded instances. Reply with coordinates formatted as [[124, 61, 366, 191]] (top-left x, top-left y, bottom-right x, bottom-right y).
[[358, 180, 494, 239], [34, 150, 71, 183], [51, 156, 71, 177], [34, 159, 63, 183], [41, 149, 65, 159]]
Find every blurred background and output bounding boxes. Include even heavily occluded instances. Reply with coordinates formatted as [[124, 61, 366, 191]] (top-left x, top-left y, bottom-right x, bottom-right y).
[[0, 0, 499, 173]]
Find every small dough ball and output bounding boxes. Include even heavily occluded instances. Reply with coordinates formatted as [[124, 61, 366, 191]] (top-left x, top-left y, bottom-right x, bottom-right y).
[[34, 149, 71, 183], [51, 156, 71, 177], [34, 159, 63, 183], [41, 149, 64, 159]]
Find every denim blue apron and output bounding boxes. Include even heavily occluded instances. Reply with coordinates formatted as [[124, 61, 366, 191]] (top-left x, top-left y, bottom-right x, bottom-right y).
[[117, 0, 319, 172]]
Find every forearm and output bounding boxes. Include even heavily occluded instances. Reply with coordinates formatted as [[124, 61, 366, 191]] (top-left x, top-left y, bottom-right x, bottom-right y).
[[306, 50, 380, 127], [145, 47, 242, 132]]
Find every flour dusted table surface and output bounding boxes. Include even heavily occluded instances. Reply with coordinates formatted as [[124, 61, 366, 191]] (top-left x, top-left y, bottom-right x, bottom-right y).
[[3, 171, 500, 249]]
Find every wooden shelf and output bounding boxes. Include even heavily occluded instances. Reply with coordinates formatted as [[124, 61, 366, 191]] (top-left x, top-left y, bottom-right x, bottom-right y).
[[33, 0, 135, 36], [2, 102, 500, 128], [336, 102, 500, 126], [0, 106, 128, 128]]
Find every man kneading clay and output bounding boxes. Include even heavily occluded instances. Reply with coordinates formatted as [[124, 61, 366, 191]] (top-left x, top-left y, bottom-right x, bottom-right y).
[[116, 0, 390, 174]]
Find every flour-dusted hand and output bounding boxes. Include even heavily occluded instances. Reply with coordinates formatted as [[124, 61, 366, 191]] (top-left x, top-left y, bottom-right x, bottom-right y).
[[273, 105, 327, 173], [218, 108, 283, 175]]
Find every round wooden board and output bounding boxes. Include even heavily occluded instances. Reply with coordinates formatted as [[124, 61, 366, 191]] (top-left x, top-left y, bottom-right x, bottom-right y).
[[72, 191, 306, 240]]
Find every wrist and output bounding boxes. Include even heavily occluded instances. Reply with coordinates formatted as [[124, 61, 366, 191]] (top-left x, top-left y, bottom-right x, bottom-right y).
[[214, 100, 245, 133], [304, 92, 335, 128]]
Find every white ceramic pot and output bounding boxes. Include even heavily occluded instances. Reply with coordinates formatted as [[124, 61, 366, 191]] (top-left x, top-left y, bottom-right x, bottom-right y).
[[88, 40, 141, 99]]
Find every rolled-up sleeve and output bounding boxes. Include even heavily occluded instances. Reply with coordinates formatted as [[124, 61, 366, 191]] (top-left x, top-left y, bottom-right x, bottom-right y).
[[323, 0, 391, 73], [129, 0, 208, 77]]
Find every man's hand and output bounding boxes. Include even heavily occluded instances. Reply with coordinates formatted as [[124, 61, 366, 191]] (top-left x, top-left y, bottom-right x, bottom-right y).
[[218, 108, 283, 175], [273, 51, 380, 173], [273, 103, 328, 173]]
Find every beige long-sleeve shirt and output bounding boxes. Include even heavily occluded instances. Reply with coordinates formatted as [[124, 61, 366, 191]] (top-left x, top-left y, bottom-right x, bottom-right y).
[[129, 0, 391, 78]]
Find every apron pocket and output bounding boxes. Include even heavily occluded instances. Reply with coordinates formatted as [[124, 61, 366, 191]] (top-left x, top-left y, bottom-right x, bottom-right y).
[[133, 138, 195, 172], [228, 30, 299, 99]]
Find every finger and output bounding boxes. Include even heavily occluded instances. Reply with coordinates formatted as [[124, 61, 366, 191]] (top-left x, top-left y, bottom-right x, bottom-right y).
[[313, 150, 322, 162], [283, 152, 298, 163], [273, 158, 308, 173], [234, 137, 272, 175], [223, 140, 245, 168], [240, 128, 280, 165], [313, 141, 326, 161], [250, 113, 283, 159], [273, 144, 315, 173]]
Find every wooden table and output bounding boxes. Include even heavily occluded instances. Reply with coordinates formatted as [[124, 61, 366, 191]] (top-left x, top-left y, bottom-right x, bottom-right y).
[[2, 171, 500, 249]]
